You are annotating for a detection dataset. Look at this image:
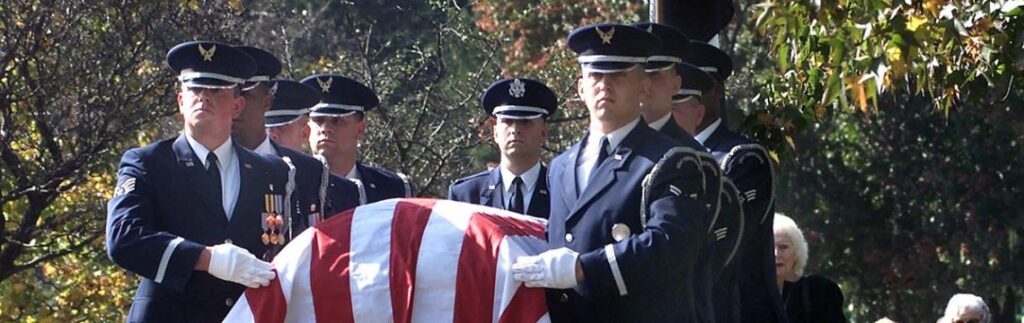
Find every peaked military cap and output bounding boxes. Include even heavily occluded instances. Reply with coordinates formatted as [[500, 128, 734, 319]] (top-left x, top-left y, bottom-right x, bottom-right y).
[[167, 41, 256, 89], [236, 46, 282, 91], [265, 80, 320, 128], [300, 74, 379, 118], [633, 22, 691, 73], [481, 78, 558, 120], [568, 23, 661, 73], [673, 62, 714, 104], [686, 41, 734, 83]]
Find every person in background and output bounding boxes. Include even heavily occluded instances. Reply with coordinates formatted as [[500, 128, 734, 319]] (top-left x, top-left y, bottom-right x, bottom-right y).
[[448, 78, 556, 219], [774, 213, 846, 323], [938, 293, 990, 323]]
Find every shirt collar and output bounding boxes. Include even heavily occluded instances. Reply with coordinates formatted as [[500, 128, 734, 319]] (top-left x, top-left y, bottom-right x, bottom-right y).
[[184, 134, 234, 168], [695, 118, 721, 145], [588, 117, 641, 153], [647, 113, 672, 131], [500, 162, 542, 193], [254, 136, 277, 156], [345, 164, 360, 180]]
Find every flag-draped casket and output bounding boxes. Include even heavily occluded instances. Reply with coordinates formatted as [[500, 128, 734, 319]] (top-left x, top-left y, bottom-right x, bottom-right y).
[[225, 198, 551, 322]]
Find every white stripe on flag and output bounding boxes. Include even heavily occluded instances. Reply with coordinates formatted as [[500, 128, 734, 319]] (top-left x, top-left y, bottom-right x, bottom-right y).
[[281, 230, 316, 323], [411, 200, 471, 322], [349, 200, 399, 322], [493, 235, 549, 322]]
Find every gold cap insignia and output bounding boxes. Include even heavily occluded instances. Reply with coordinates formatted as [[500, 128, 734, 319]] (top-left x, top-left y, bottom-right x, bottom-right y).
[[596, 26, 615, 45], [198, 43, 216, 62], [509, 78, 526, 98], [316, 77, 332, 93]]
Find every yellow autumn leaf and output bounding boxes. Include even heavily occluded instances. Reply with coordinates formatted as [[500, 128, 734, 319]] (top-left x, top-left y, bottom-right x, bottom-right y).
[[907, 15, 928, 32]]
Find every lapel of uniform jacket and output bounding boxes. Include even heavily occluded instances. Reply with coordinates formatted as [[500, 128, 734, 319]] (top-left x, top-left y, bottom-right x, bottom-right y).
[[567, 126, 642, 222], [526, 165, 549, 217], [479, 167, 504, 209], [557, 141, 582, 209], [229, 146, 262, 228], [173, 135, 229, 223]]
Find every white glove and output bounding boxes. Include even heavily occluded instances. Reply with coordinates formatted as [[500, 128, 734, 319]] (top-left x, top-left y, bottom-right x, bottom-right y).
[[511, 247, 580, 289], [207, 243, 276, 288]]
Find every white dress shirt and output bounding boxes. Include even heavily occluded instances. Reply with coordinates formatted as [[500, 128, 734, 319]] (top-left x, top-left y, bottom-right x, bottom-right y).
[[647, 113, 672, 131], [695, 118, 721, 145], [500, 162, 542, 212], [185, 134, 240, 219], [253, 136, 278, 156], [576, 117, 640, 192]]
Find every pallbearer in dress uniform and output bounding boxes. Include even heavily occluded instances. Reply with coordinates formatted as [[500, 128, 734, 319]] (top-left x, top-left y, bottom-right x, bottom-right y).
[[447, 78, 556, 219], [688, 40, 786, 323], [106, 41, 286, 322], [510, 23, 709, 322], [232, 47, 362, 234], [265, 82, 314, 153], [637, 22, 735, 323], [633, 22, 704, 152], [301, 74, 412, 203]]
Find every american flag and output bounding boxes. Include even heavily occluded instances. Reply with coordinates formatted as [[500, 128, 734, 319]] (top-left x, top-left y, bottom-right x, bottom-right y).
[[225, 198, 551, 323]]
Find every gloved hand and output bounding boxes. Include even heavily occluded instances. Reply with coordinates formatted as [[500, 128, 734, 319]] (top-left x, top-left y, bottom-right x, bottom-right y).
[[511, 247, 580, 289], [207, 243, 276, 288]]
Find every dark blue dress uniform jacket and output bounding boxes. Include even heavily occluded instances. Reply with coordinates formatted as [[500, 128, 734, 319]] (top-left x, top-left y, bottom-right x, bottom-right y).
[[703, 124, 785, 323], [106, 135, 289, 322], [446, 165, 551, 219], [355, 162, 411, 203], [546, 123, 707, 322], [267, 141, 361, 230]]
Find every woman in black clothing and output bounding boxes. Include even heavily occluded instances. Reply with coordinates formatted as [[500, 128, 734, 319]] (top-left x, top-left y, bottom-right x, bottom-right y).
[[774, 213, 847, 323]]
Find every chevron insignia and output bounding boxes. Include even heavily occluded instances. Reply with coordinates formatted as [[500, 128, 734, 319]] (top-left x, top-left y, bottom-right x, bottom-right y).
[[714, 227, 728, 240], [744, 189, 757, 202], [668, 185, 682, 196], [114, 177, 136, 197], [198, 43, 216, 62]]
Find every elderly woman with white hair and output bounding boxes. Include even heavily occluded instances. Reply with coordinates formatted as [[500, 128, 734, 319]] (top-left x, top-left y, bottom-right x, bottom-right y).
[[774, 213, 847, 323], [937, 293, 990, 323]]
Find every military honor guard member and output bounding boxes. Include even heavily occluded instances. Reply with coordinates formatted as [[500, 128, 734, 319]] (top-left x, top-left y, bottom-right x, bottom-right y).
[[633, 22, 706, 152], [265, 82, 314, 153], [510, 23, 709, 322], [106, 41, 287, 322], [233, 47, 362, 235], [447, 78, 556, 219], [688, 40, 786, 323], [670, 60, 715, 136], [301, 74, 412, 203]]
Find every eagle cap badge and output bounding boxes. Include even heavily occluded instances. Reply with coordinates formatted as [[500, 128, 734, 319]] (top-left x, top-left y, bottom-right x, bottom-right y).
[[596, 26, 615, 45], [509, 78, 526, 98], [198, 43, 216, 62], [316, 77, 332, 93]]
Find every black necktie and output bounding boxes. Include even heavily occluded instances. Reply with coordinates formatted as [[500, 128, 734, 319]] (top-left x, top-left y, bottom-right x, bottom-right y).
[[595, 137, 610, 168], [206, 153, 222, 207], [587, 137, 610, 184], [509, 176, 525, 214]]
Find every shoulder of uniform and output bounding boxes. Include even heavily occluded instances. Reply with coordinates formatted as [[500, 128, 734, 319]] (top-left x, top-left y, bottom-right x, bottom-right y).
[[451, 170, 490, 186]]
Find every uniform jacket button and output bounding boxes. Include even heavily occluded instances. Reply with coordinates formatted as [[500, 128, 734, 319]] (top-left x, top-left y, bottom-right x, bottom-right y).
[[559, 293, 569, 303], [565, 233, 574, 243], [225, 297, 235, 307], [224, 238, 233, 244]]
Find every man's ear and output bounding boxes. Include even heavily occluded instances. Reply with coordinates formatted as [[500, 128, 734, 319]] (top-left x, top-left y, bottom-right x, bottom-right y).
[[231, 95, 245, 118], [696, 103, 706, 125]]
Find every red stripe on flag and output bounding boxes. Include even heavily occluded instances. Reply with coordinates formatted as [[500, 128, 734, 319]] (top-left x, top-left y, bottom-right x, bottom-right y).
[[498, 285, 548, 323], [454, 212, 546, 323], [243, 269, 287, 323], [389, 199, 435, 323], [310, 208, 356, 323]]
